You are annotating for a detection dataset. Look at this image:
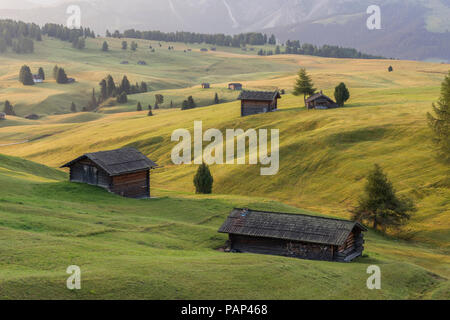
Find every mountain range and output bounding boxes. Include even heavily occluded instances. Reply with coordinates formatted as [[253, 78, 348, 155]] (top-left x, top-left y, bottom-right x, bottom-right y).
[[0, 0, 449, 61]]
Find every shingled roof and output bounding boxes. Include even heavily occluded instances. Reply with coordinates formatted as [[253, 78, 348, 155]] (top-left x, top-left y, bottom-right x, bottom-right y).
[[218, 208, 367, 246], [238, 90, 281, 101], [305, 92, 336, 103], [61, 148, 157, 176]]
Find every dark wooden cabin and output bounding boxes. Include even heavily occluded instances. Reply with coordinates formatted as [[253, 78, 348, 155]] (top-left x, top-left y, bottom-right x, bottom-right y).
[[305, 91, 339, 109], [0, 112, 5, 120], [201, 83, 210, 89], [228, 83, 243, 90], [218, 208, 367, 262], [61, 148, 158, 199], [238, 90, 281, 117]]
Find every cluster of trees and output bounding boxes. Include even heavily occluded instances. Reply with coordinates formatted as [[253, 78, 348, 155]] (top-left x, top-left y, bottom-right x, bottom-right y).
[[279, 41, 384, 59], [0, 20, 41, 53], [52, 65, 69, 84], [72, 37, 86, 50], [3, 100, 15, 116], [181, 96, 196, 110], [106, 29, 277, 48], [42, 23, 95, 43], [98, 75, 149, 105], [428, 70, 450, 162], [19, 65, 35, 85]]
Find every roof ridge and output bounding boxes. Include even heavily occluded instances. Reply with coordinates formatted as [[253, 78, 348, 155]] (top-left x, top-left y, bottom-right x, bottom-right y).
[[233, 208, 356, 224]]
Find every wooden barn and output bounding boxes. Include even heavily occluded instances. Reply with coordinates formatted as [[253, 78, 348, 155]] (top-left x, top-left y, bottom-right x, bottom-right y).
[[306, 91, 339, 109], [228, 83, 243, 90], [201, 83, 210, 89], [61, 148, 158, 199], [218, 208, 367, 262], [238, 90, 281, 117]]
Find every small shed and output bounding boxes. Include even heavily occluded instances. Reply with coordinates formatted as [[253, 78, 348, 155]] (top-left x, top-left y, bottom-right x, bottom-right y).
[[238, 90, 281, 117], [228, 83, 243, 90], [305, 91, 338, 109], [218, 208, 367, 262], [61, 148, 158, 199], [32, 74, 43, 83], [0, 112, 5, 120], [201, 83, 210, 89], [25, 114, 39, 120], [200, 48, 208, 52]]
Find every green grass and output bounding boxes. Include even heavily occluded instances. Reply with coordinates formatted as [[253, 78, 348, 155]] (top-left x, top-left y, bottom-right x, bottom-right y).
[[0, 37, 448, 299], [0, 153, 448, 300]]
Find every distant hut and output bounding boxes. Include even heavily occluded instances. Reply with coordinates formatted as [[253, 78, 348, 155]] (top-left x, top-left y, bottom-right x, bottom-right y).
[[201, 83, 210, 89], [32, 74, 43, 83], [200, 48, 208, 52], [305, 91, 338, 109], [238, 90, 281, 117], [25, 114, 39, 120], [228, 83, 243, 91], [137, 60, 147, 65], [61, 148, 158, 199], [0, 112, 5, 120], [219, 208, 367, 262], [210, 47, 216, 51]]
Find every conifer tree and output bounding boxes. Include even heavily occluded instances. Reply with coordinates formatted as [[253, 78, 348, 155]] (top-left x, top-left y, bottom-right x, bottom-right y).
[[352, 164, 415, 231], [427, 71, 450, 162], [214, 93, 219, 104], [56, 68, 68, 84], [102, 41, 109, 51], [121, 76, 131, 94], [38, 67, 45, 80], [53, 65, 59, 79], [19, 65, 34, 85], [293, 68, 316, 106], [106, 75, 116, 97], [137, 102, 142, 111], [193, 163, 213, 194], [334, 82, 350, 107], [3, 100, 15, 116], [70, 102, 77, 113]]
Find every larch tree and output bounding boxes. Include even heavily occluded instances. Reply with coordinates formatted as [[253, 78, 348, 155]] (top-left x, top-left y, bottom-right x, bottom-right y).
[[293, 68, 316, 107], [352, 164, 415, 231], [427, 70, 450, 162], [193, 163, 213, 194]]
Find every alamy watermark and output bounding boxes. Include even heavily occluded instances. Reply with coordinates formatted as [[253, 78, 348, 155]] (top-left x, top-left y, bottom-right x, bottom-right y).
[[66, 265, 81, 290], [66, 5, 81, 29], [367, 5, 381, 30], [366, 265, 381, 290], [171, 121, 279, 176]]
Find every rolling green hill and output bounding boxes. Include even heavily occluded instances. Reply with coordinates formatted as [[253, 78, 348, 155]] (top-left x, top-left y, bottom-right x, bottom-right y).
[[0, 153, 448, 299], [0, 37, 449, 299]]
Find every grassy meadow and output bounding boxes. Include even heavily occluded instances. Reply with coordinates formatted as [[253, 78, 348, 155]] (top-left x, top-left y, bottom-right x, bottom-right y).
[[0, 36, 449, 299]]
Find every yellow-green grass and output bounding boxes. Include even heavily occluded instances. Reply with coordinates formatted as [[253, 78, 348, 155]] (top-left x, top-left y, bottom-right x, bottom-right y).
[[1, 52, 448, 248], [0, 153, 448, 299], [0, 37, 296, 116]]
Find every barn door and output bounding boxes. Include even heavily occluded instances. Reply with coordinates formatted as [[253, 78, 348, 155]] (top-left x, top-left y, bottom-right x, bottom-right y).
[[82, 165, 98, 185]]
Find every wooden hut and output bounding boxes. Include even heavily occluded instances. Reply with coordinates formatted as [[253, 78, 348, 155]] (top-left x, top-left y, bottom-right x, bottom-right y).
[[238, 90, 281, 117], [218, 208, 367, 262], [61, 148, 158, 199], [228, 83, 243, 90], [201, 83, 210, 89], [305, 91, 338, 109], [0, 112, 5, 120]]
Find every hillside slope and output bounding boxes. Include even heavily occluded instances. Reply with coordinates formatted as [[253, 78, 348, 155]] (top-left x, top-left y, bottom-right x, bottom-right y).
[[0, 53, 449, 249], [0, 153, 448, 299]]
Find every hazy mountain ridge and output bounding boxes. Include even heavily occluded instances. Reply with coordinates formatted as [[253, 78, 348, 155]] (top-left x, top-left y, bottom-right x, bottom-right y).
[[0, 0, 449, 60]]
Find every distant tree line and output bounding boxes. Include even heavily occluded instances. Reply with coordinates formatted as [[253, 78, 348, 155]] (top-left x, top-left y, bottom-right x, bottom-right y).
[[106, 29, 276, 47], [42, 23, 95, 44], [0, 20, 41, 53], [265, 40, 385, 59]]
